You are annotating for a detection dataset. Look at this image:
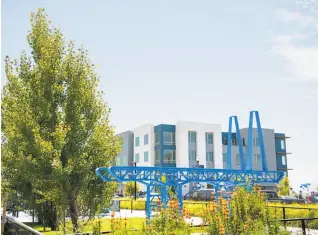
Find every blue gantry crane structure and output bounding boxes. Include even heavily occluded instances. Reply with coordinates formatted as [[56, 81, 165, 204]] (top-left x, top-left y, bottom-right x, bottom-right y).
[[96, 111, 285, 219]]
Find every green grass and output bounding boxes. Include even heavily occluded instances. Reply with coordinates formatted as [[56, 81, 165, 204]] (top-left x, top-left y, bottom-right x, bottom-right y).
[[28, 218, 147, 235], [29, 202, 318, 233]]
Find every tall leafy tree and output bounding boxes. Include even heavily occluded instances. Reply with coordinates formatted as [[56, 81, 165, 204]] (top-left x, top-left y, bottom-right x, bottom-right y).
[[1, 8, 122, 232], [124, 182, 140, 198], [277, 176, 290, 196]]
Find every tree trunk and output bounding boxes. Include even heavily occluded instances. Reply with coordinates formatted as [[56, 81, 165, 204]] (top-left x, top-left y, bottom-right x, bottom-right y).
[[68, 190, 79, 233], [47, 202, 58, 231]]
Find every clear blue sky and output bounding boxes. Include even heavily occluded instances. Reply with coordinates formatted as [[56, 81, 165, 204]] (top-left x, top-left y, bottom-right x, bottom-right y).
[[2, 0, 318, 190]]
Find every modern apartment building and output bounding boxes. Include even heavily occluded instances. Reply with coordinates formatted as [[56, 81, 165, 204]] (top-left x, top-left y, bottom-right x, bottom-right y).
[[114, 121, 290, 194]]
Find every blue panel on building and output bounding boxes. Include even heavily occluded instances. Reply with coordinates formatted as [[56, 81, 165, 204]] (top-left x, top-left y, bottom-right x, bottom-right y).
[[274, 133, 288, 172], [154, 124, 176, 167]]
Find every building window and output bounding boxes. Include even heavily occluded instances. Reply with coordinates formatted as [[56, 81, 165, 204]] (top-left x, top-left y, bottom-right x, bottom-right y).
[[155, 133, 159, 145], [163, 150, 176, 163], [163, 132, 175, 145], [206, 133, 213, 144], [223, 138, 228, 145], [155, 150, 160, 164], [144, 134, 149, 145], [144, 151, 149, 162], [135, 153, 140, 163], [232, 139, 237, 146], [253, 138, 260, 147], [254, 153, 261, 164], [135, 137, 140, 147], [281, 140, 285, 150], [188, 131, 196, 143], [223, 153, 227, 167], [242, 138, 246, 146], [206, 151, 213, 162], [189, 150, 196, 161], [282, 155, 286, 166], [236, 153, 240, 165]]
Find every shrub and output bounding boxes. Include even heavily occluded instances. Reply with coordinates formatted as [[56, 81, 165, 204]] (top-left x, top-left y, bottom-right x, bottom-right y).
[[149, 198, 191, 235], [202, 186, 289, 235]]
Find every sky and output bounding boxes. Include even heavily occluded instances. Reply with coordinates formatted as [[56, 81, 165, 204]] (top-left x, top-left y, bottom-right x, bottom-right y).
[[1, 0, 318, 191]]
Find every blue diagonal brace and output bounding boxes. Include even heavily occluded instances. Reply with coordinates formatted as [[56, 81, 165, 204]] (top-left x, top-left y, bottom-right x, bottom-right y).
[[227, 116, 245, 170], [247, 111, 268, 171]]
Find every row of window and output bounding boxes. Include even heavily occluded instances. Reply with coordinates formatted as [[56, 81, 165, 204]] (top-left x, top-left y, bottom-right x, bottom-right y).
[[135, 151, 149, 163], [135, 134, 285, 149], [155, 150, 176, 164], [188, 150, 214, 162], [155, 132, 176, 145], [133, 151, 286, 166], [222, 153, 286, 166], [135, 134, 149, 147], [222, 137, 260, 147], [188, 132, 214, 144]]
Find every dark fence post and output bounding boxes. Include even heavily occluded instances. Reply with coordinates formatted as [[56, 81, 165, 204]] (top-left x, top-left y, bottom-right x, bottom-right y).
[[301, 219, 306, 235], [131, 200, 133, 213], [283, 207, 286, 228]]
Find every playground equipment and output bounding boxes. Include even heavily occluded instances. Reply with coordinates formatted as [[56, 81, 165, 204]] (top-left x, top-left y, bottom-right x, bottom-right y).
[[96, 111, 285, 219], [300, 183, 311, 194]]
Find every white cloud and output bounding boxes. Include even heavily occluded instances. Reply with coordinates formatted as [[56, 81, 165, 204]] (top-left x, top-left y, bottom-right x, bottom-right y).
[[272, 9, 318, 82], [274, 44, 318, 81], [275, 8, 316, 27]]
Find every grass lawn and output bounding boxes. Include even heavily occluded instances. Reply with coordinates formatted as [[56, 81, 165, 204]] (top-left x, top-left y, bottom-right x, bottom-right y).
[[27, 217, 147, 235]]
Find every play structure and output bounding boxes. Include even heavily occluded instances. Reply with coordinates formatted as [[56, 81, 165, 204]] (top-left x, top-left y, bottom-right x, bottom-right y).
[[96, 111, 285, 219]]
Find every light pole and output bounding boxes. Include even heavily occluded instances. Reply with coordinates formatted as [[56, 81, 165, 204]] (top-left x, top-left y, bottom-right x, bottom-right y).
[[130, 162, 137, 200]]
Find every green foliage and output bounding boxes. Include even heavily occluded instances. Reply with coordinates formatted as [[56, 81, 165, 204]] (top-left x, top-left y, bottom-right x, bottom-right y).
[[1, 8, 122, 232], [202, 187, 288, 235], [149, 199, 191, 235], [124, 182, 140, 197], [278, 177, 290, 196]]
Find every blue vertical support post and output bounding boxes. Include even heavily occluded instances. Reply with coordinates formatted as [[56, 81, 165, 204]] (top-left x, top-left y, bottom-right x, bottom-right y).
[[255, 111, 267, 171], [234, 117, 245, 170], [146, 185, 151, 220], [215, 185, 219, 201], [161, 185, 167, 206], [247, 111, 268, 171], [177, 185, 183, 212], [226, 118, 232, 169], [227, 116, 245, 170], [246, 112, 254, 170]]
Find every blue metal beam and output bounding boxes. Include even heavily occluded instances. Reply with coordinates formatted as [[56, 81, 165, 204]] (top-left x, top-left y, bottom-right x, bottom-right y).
[[226, 116, 245, 170], [247, 111, 268, 171], [96, 166, 284, 219], [96, 166, 284, 185]]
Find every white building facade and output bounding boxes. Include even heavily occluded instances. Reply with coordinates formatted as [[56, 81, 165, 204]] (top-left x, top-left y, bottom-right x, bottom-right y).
[[115, 121, 289, 195]]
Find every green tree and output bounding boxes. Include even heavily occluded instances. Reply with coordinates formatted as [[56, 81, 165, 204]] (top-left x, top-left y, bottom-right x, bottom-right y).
[[1, 8, 122, 232], [278, 176, 290, 196], [125, 182, 140, 197]]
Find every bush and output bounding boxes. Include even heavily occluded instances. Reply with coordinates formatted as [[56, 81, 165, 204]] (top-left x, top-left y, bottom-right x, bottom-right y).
[[149, 198, 191, 235], [202, 186, 288, 235], [119, 200, 146, 210]]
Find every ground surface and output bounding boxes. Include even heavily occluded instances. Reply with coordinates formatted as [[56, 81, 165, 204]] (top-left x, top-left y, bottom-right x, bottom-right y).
[[7, 210, 318, 235]]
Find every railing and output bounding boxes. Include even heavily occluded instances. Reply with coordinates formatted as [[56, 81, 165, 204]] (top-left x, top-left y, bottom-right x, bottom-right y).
[[280, 218, 318, 235], [113, 200, 318, 231], [2, 215, 43, 235], [65, 218, 318, 235], [268, 205, 318, 229]]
